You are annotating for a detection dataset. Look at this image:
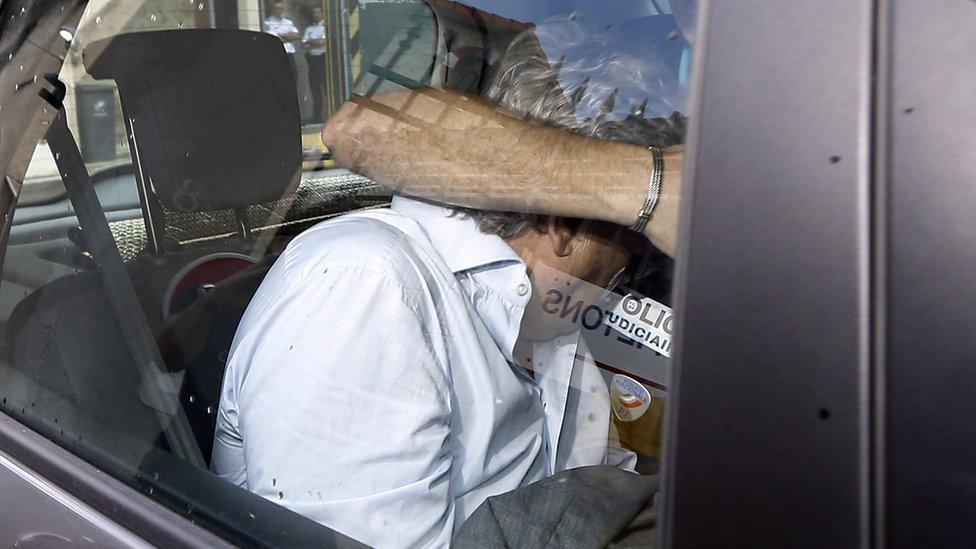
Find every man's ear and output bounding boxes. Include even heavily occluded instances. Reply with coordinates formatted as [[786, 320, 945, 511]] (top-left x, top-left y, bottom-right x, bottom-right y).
[[535, 216, 578, 258]]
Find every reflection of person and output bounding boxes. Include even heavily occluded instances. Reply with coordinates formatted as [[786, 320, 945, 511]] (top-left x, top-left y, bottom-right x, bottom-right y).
[[263, 0, 300, 79], [322, 2, 700, 258], [302, 5, 327, 123], [212, 22, 677, 547]]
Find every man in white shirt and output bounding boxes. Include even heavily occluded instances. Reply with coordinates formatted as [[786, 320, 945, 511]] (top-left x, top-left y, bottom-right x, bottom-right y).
[[262, 0, 300, 79], [212, 20, 676, 548], [302, 5, 327, 123]]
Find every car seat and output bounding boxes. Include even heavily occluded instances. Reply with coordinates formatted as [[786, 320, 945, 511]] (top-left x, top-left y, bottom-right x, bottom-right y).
[[6, 29, 301, 464]]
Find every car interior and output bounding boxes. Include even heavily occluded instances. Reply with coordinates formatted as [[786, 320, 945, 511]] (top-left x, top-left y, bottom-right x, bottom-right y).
[[0, 0, 683, 543]]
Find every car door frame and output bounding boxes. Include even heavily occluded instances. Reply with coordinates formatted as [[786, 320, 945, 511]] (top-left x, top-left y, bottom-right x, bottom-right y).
[[666, 0, 976, 547], [665, 0, 874, 546], [0, 413, 229, 547], [879, 1, 976, 546]]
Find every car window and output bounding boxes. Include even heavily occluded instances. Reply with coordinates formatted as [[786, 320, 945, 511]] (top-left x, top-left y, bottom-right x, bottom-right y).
[[0, 0, 694, 545]]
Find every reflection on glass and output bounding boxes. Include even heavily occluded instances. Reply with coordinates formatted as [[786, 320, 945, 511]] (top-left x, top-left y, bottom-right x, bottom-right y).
[[1, 0, 695, 545]]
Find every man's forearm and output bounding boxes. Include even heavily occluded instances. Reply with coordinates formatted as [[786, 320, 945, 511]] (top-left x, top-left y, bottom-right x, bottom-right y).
[[323, 89, 683, 256]]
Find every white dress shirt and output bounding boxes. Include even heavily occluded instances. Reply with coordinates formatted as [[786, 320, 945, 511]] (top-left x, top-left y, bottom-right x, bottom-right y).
[[212, 196, 633, 547], [302, 23, 326, 56], [263, 15, 298, 54]]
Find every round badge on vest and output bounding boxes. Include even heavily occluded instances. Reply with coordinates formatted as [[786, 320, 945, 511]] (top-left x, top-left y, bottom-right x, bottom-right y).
[[610, 374, 652, 422]]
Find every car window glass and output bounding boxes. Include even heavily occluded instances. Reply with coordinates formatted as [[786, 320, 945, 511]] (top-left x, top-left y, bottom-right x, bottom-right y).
[[0, 0, 695, 545]]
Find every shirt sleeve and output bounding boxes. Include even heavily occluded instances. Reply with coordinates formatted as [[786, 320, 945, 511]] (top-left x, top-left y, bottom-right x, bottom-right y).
[[229, 263, 454, 547], [605, 445, 639, 472]]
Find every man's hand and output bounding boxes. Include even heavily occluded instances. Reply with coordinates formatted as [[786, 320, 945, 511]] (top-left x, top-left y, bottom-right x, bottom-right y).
[[323, 90, 494, 181]]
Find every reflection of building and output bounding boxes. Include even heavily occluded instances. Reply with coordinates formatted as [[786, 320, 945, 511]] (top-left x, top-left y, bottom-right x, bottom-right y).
[[353, 0, 438, 94], [27, 0, 436, 182]]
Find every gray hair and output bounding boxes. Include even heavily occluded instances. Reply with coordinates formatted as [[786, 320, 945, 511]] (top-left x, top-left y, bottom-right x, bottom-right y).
[[460, 17, 686, 238]]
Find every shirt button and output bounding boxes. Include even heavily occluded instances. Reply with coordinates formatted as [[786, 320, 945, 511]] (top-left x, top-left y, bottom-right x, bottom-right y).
[[516, 283, 529, 297]]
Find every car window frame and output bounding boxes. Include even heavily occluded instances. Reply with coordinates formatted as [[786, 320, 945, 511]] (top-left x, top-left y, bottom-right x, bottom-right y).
[[880, 0, 976, 545], [0, 410, 229, 547]]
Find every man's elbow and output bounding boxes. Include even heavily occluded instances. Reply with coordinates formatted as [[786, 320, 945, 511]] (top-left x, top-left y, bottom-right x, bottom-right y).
[[321, 102, 368, 171], [321, 115, 349, 169], [321, 115, 340, 152]]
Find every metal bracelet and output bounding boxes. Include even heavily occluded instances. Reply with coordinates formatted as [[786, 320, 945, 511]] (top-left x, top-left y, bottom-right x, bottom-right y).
[[631, 146, 664, 233]]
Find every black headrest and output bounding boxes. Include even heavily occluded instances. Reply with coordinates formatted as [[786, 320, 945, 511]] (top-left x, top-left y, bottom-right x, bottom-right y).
[[83, 29, 301, 213]]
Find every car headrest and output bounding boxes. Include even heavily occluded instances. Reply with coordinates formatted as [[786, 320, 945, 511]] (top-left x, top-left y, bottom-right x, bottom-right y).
[[83, 29, 301, 213]]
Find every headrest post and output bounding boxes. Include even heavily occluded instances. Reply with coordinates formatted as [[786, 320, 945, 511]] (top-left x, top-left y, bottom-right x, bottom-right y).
[[233, 207, 252, 241], [123, 114, 166, 254]]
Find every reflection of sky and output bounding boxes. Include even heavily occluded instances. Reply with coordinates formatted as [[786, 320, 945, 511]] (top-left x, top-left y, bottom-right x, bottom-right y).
[[457, 0, 670, 27], [459, 0, 690, 118]]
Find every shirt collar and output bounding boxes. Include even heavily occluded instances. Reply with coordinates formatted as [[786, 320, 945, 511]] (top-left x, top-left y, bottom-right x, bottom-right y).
[[390, 196, 532, 364], [390, 195, 524, 275]]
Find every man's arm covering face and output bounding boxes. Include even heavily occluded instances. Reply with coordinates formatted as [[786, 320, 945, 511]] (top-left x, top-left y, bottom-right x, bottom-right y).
[[322, 89, 684, 256], [212, 248, 454, 546]]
